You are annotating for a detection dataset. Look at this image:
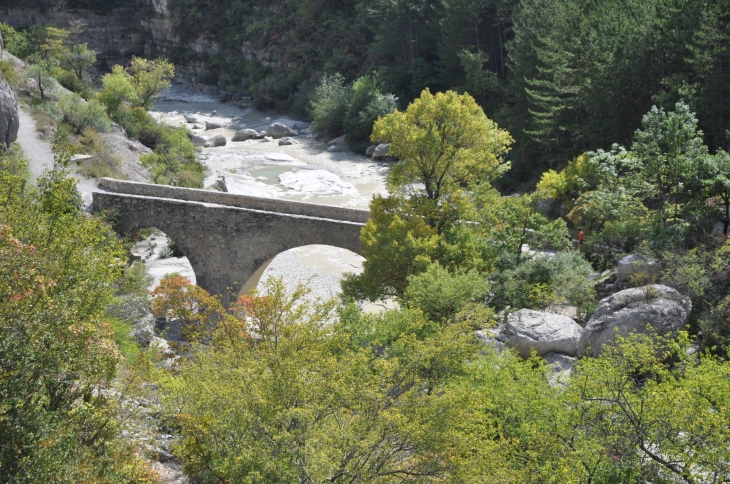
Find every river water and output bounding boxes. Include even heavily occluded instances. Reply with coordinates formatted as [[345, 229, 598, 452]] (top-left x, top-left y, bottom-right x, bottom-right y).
[[146, 85, 390, 304]]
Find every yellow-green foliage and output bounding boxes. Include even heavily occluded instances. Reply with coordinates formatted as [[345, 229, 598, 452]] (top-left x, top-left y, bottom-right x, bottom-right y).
[[0, 151, 154, 482], [536, 153, 602, 207], [373, 89, 513, 200]]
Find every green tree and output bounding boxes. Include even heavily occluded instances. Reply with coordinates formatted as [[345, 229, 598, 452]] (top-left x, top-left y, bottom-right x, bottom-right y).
[[633, 102, 708, 228], [126, 56, 175, 109], [0, 151, 153, 482], [26, 57, 57, 101], [98, 65, 139, 114], [309, 73, 352, 139], [60, 42, 96, 82]]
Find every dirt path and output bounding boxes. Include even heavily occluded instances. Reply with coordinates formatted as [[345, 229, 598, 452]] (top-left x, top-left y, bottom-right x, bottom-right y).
[[17, 104, 98, 205]]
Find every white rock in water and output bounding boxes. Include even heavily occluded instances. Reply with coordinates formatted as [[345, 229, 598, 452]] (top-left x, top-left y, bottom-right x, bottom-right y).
[[279, 169, 359, 196], [262, 136, 274, 143]]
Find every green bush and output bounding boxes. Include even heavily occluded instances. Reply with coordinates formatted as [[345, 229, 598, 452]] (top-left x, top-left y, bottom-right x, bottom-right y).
[[0, 61, 19, 88], [343, 75, 398, 152], [58, 94, 112, 134], [490, 251, 596, 322], [309, 73, 351, 139], [55, 69, 90, 98], [0, 23, 31, 59]]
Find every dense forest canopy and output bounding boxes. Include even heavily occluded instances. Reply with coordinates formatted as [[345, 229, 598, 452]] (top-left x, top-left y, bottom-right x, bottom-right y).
[[163, 0, 730, 184], [1, 0, 726, 182]]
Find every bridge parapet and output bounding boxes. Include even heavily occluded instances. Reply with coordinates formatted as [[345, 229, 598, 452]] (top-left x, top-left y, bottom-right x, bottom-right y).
[[98, 178, 370, 223]]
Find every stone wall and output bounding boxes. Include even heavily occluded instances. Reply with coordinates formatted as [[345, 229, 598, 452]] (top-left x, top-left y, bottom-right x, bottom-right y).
[[93, 190, 364, 303], [99, 178, 371, 223]]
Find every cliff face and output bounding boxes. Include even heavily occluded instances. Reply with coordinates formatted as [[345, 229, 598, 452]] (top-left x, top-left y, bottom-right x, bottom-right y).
[[0, 33, 19, 150], [0, 1, 146, 69]]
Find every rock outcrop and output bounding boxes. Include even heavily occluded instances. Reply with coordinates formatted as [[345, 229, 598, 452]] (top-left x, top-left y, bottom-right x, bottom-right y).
[[578, 284, 692, 357], [504, 309, 584, 358], [0, 72, 19, 150]]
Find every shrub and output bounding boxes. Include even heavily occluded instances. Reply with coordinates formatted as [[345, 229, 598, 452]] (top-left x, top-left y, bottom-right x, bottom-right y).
[[58, 94, 112, 134], [55, 69, 90, 98], [343, 75, 397, 152], [309, 73, 351, 139], [0, 61, 19, 88], [490, 251, 596, 322]]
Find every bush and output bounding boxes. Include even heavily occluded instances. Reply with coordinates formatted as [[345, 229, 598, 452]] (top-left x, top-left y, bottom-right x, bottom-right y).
[[58, 94, 111, 134], [0, 61, 19, 88], [55, 69, 90, 98], [0, 23, 31, 59], [309, 73, 351, 139], [160, 240, 184, 258], [490, 251, 596, 322], [343, 75, 398, 152]]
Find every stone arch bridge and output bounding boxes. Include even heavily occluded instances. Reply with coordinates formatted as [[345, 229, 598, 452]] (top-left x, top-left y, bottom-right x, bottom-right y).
[[93, 179, 368, 304]]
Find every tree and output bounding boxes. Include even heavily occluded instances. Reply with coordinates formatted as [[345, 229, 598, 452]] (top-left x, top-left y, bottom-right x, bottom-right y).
[[309, 73, 352, 139], [60, 42, 96, 82], [156, 278, 480, 483], [0, 150, 153, 482], [98, 65, 138, 114], [700, 150, 730, 236], [633, 102, 708, 228], [373, 89, 513, 206], [25, 57, 57, 101], [126, 56, 175, 109]]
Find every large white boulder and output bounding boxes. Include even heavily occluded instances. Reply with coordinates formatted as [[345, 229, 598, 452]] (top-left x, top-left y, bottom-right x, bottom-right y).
[[205, 135, 227, 147], [263, 122, 297, 139], [504, 309, 584, 358], [189, 134, 208, 147], [232, 128, 259, 141], [373, 143, 390, 159], [578, 284, 691, 357]]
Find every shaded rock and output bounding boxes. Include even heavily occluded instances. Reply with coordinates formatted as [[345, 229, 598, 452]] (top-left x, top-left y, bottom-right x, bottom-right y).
[[263, 122, 296, 139], [207, 135, 226, 147], [0, 75, 19, 150], [215, 176, 227, 192], [278, 137, 298, 146], [328, 145, 342, 152], [373, 143, 390, 159], [505, 309, 583, 358], [366, 144, 377, 156], [578, 284, 692, 357], [205, 120, 225, 130], [191, 123, 204, 130], [328, 134, 347, 145], [616, 253, 660, 286], [189, 134, 208, 147], [184, 113, 205, 124], [261, 136, 274, 143], [232, 128, 259, 141], [300, 127, 312, 134], [544, 352, 577, 386]]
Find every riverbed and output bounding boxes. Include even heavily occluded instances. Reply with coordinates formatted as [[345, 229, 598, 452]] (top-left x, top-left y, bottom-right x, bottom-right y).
[[147, 85, 390, 303]]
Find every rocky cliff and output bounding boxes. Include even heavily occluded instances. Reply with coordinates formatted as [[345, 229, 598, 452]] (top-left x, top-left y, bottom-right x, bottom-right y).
[[0, 32, 19, 150], [0, 1, 146, 69]]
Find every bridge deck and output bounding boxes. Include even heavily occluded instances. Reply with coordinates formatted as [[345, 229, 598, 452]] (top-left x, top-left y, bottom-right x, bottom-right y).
[[98, 178, 370, 224]]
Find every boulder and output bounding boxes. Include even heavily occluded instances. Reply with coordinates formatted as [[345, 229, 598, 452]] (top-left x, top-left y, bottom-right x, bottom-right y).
[[366, 145, 378, 156], [184, 113, 205, 124], [192, 123, 204, 130], [504, 309, 583, 358], [328, 145, 342, 152], [373, 143, 390, 159], [0, 75, 19, 150], [232, 128, 259, 141], [263, 122, 296, 139], [205, 120, 225, 130], [278, 137, 297, 146], [189, 134, 208, 147], [300, 127, 312, 135], [616, 253, 660, 286], [543, 352, 577, 386], [261, 136, 274, 143], [328, 134, 348, 145], [578, 284, 692, 357], [207, 135, 227, 147]]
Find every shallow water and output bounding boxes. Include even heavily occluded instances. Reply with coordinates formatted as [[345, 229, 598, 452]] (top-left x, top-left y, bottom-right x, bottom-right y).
[[149, 86, 390, 305]]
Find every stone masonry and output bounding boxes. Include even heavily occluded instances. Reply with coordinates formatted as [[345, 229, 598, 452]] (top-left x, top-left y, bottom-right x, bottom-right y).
[[93, 179, 366, 304]]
